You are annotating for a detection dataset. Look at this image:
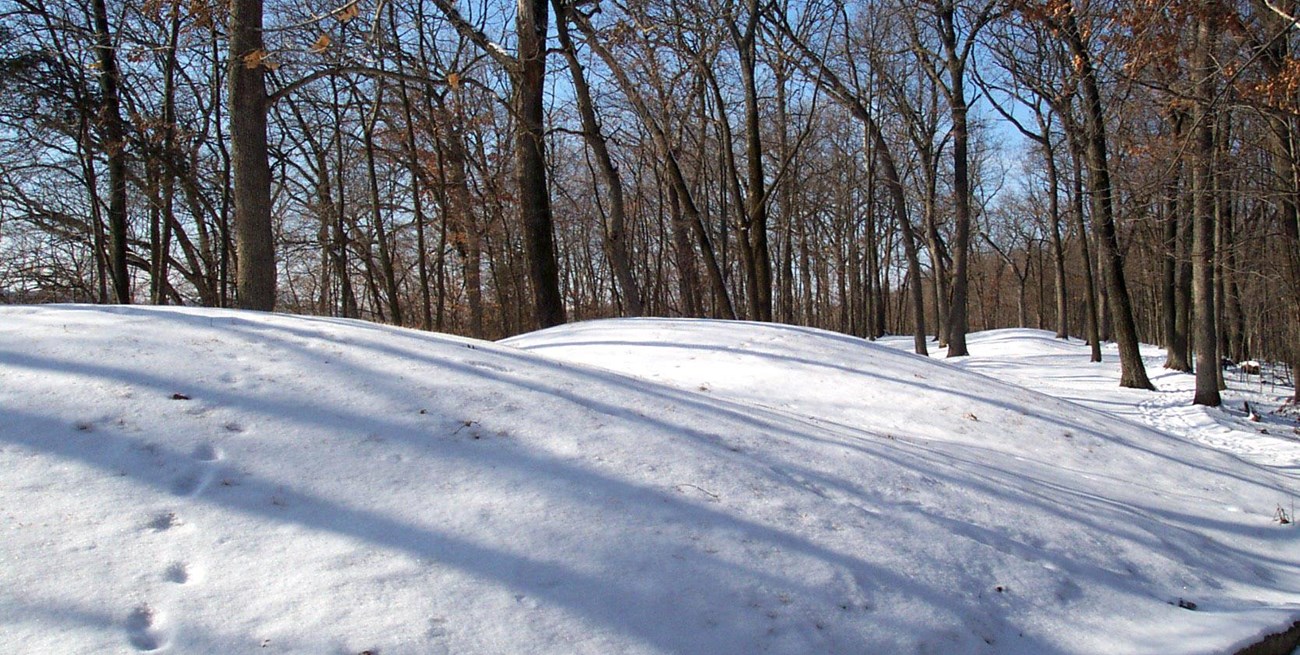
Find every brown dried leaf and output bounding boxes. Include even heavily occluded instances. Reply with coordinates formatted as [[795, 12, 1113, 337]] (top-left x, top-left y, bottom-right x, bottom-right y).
[[309, 33, 332, 54], [336, 2, 360, 22], [242, 48, 269, 69]]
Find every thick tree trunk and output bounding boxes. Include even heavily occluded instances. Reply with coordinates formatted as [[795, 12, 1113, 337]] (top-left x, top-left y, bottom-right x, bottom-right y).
[[668, 183, 702, 317], [516, 0, 566, 329], [91, 0, 130, 303], [1162, 127, 1192, 371], [1063, 12, 1153, 389], [738, 19, 773, 322], [1191, 12, 1220, 406], [228, 0, 276, 310], [942, 8, 973, 358]]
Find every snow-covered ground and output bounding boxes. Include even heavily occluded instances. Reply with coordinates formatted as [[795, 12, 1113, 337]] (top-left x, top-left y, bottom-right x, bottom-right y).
[[2, 307, 1298, 654], [886, 329, 1300, 473]]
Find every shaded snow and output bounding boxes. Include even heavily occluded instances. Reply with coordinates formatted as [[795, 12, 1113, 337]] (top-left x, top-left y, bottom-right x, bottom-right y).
[[2, 307, 1298, 654]]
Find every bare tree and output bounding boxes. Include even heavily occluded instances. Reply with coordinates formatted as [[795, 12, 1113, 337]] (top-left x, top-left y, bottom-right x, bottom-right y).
[[1015, 0, 1154, 389]]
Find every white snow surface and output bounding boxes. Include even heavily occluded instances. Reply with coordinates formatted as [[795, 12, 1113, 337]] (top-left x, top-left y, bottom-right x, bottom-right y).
[[2, 308, 1298, 654]]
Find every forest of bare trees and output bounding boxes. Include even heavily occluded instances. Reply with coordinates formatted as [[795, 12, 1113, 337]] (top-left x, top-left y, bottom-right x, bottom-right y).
[[1, 0, 1298, 405]]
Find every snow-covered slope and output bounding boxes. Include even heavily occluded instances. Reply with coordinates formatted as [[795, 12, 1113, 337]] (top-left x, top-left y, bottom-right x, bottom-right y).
[[2, 307, 1297, 654], [897, 327, 1300, 472]]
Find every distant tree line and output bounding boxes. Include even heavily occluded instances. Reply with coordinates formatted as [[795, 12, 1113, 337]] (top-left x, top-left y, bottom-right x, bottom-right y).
[[0, 0, 1297, 404]]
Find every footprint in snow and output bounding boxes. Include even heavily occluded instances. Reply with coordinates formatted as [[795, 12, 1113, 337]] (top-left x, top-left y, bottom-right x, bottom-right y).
[[126, 604, 167, 651], [171, 472, 206, 497], [164, 561, 204, 585], [164, 562, 189, 584], [192, 443, 220, 462], [148, 512, 181, 532], [171, 443, 222, 497]]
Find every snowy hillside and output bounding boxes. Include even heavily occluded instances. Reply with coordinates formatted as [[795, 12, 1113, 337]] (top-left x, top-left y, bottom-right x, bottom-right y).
[[2, 307, 1298, 654]]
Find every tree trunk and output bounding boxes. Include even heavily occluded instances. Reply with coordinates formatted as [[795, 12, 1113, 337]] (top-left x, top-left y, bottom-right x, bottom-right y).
[[553, 0, 643, 317], [1162, 115, 1192, 371], [391, 1, 433, 331], [940, 7, 973, 357], [1044, 140, 1068, 339], [228, 0, 276, 310], [668, 182, 702, 317], [516, 0, 566, 329], [1063, 11, 1153, 388], [737, 10, 773, 322], [1191, 10, 1220, 406], [439, 123, 484, 337], [572, 15, 734, 319], [362, 85, 404, 326], [1258, 3, 1300, 403], [151, 6, 181, 305], [922, 161, 951, 347], [329, 77, 356, 318], [91, 0, 130, 303], [1066, 128, 1101, 362]]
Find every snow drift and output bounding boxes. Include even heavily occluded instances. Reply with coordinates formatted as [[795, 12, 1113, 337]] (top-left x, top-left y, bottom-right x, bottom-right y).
[[1, 306, 1297, 654]]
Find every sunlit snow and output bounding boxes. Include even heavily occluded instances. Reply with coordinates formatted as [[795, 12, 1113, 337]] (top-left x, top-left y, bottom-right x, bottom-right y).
[[2, 306, 1297, 654]]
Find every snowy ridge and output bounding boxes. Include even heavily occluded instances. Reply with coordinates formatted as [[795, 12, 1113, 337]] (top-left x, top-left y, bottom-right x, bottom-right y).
[[2, 307, 1298, 654]]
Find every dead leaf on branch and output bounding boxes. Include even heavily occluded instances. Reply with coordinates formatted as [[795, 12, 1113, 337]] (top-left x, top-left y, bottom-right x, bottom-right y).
[[336, 1, 360, 22], [309, 33, 332, 54], [241, 48, 279, 70]]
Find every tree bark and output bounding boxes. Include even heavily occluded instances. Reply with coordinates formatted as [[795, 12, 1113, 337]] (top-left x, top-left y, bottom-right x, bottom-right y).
[[736, 3, 773, 321], [938, 4, 974, 357], [553, 0, 643, 317], [516, 0, 566, 329], [1191, 8, 1220, 406], [228, 0, 275, 310], [1042, 137, 1068, 339], [91, 0, 130, 303], [1163, 112, 1192, 371], [1061, 10, 1153, 388]]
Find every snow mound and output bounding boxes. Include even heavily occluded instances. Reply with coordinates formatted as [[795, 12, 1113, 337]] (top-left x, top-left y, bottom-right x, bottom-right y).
[[2, 307, 1297, 654]]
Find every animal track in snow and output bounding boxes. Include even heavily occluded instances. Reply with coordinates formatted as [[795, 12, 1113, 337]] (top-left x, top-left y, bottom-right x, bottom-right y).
[[165, 562, 188, 584], [192, 443, 220, 461], [126, 604, 166, 651], [164, 561, 197, 584], [171, 473, 203, 497], [171, 467, 216, 498], [148, 512, 181, 532], [172, 443, 222, 497]]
